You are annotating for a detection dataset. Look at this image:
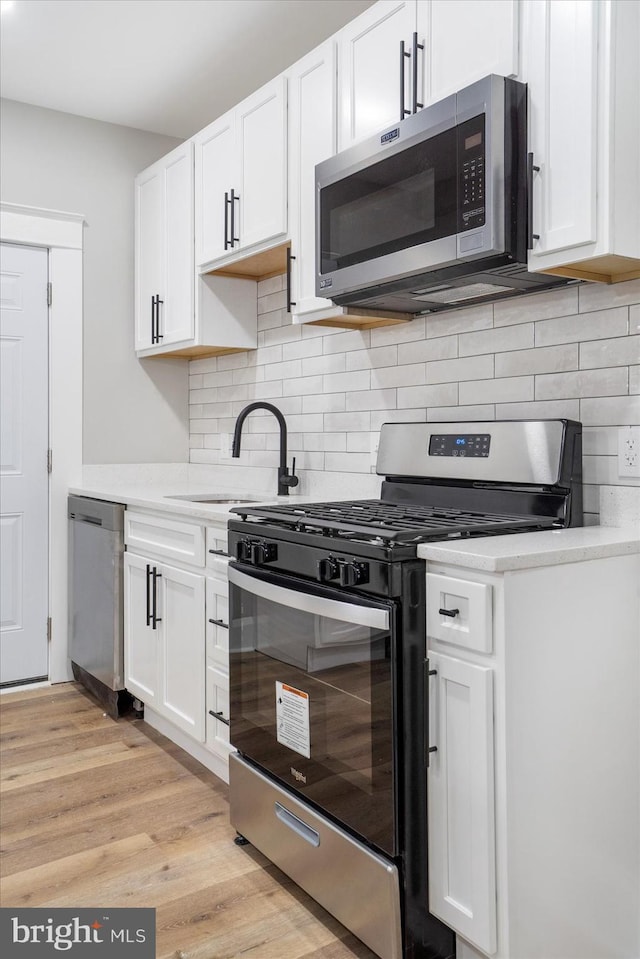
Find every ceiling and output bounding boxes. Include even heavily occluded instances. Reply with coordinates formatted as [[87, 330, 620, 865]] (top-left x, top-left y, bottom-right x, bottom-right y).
[[0, 0, 374, 139]]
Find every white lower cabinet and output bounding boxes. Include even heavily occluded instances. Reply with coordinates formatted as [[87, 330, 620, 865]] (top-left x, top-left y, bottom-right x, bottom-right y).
[[124, 510, 234, 782], [426, 553, 640, 959], [427, 651, 496, 955], [124, 551, 205, 741]]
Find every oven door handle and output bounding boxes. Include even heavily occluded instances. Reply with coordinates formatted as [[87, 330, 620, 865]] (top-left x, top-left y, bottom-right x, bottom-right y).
[[228, 566, 390, 631]]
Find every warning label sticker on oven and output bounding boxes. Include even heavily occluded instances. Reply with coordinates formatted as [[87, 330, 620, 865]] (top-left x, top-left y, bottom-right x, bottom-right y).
[[276, 681, 310, 759]]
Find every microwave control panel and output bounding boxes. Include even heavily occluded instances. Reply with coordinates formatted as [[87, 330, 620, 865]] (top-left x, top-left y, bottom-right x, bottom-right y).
[[458, 114, 486, 232]]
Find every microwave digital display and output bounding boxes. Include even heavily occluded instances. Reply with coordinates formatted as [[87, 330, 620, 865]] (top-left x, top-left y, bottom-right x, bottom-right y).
[[465, 131, 483, 151]]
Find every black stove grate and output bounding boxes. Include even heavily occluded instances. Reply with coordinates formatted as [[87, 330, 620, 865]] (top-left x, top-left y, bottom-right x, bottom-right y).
[[233, 499, 559, 544]]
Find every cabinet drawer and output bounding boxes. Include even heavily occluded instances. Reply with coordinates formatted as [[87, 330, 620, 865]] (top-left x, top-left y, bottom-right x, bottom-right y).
[[206, 664, 231, 750], [125, 510, 205, 566], [426, 573, 492, 653], [206, 524, 229, 565], [206, 575, 229, 668]]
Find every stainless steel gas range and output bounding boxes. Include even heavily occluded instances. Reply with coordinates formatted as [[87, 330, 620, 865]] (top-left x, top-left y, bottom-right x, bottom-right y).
[[227, 420, 583, 959]]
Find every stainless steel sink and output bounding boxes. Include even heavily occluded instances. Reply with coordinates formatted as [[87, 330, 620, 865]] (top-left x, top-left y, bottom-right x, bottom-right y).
[[164, 493, 263, 505]]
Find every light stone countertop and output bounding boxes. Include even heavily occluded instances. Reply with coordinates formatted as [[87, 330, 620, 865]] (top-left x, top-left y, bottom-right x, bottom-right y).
[[417, 524, 640, 572]]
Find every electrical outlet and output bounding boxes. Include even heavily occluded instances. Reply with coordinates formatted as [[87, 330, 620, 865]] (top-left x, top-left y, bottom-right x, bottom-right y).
[[370, 432, 380, 472], [617, 426, 640, 478], [220, 432, 231, 460]]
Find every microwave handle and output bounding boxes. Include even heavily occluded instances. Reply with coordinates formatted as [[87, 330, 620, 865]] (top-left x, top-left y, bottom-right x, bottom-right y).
[[527, 153, 541, 250], [228, 565, 390, 631], [400, 39, 411, 120]]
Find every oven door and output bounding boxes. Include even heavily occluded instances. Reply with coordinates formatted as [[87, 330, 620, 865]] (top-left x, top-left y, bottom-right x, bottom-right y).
[[228, 563, 397, 856]]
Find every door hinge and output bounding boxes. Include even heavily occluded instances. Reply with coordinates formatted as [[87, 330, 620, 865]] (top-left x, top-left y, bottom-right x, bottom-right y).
[[47, 617, 52, 643], [47, 449, 52, 473], [47, 282, 52, 306]]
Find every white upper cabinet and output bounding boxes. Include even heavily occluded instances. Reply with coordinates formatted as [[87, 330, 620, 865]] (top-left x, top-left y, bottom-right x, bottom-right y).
[[523, 0, 640, 282], [422, 0, 518, 105], [134, 140, 194, 352], [194, 75, 288, 271], [338, 0, 416, 151], [337, 1, 519, 151], [287, 40, 337, 320]]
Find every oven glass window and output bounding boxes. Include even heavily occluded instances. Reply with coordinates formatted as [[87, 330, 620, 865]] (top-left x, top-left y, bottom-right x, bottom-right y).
[[320, 125, 457, 274], [229, 573, 395, 855]]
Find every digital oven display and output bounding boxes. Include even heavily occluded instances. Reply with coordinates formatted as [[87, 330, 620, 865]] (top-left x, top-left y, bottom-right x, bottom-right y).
[[429, 434, 491, 457]]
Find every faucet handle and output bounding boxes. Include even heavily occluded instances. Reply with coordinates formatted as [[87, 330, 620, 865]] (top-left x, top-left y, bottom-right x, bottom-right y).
[[282, 457, 299, 489]]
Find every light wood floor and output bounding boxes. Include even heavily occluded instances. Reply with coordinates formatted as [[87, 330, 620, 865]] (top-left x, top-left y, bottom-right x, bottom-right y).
[[0, 682, 377, 959]]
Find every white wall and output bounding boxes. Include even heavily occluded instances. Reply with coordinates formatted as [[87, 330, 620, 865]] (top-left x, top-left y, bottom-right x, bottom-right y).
[[0, 98, 189, 464], [189, 276, 640, 526]]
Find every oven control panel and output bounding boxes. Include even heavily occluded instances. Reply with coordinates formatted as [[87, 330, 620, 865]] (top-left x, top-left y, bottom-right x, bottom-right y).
[[429, 433, 491, 457]]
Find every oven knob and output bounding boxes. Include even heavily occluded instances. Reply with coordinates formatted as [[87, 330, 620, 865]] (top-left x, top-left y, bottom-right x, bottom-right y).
[[236, 539, 253, 562], [250, 541, 277, 565], [337, 561, 369, 587], [317, 557, 339, 583]]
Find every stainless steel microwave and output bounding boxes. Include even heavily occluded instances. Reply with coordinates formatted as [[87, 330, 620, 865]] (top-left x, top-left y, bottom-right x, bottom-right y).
[[315, 75, 569, 313]]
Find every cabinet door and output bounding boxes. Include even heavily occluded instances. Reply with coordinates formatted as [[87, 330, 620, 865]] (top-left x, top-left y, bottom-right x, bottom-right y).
[[523, 0, 598, 258], [194, 109, 236, 266], [124, 553, 158, 705], [161, 142, 194, 346], [158, 563, 205, 741], [422, 0, 518, 105], [206, 574, 229, 670], [427, 651, 497, 955], [134, 163, 163, 351], [206, 663, 232, 757], [338, 0, 416, 150], [237, 75, 288, 250], [288, 40, 337, 319]]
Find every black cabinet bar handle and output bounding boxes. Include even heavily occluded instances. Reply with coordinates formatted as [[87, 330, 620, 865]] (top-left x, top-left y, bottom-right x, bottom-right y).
[[224, 191, 230, 250], [208, 618, 229, 629], [209, 709, 230, 726], [286, 247, 296, 313], [438, 607, 459, 618], [230, 189, 240, 247], [150, 295, 156, 345], [425, 660, 438, 767], [152, 567, 162, 629], [527, 152, 540, 250], [400, 40, 411, 120], [412, 32, 424, 113], [208, 548, 229, 556], [145, 563, 152, 627]]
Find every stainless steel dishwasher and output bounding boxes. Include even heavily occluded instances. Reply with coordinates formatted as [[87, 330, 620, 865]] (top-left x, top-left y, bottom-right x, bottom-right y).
[[68, 495, 131, 717]]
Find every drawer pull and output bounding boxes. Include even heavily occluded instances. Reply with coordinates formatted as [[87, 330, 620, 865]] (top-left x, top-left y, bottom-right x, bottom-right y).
[[275, 801, 320, 847], [438, 607, 459, 618], [208, 710, 230, 726], [208, 618, 228, 629], [208, 548, 229, 556]]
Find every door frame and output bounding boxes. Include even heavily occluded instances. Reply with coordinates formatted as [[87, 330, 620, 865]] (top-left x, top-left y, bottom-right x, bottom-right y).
[[1, 202, 84, 684]]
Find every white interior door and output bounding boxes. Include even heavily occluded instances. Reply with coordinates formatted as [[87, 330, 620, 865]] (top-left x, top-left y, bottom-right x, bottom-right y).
[[0, 243, 49, 684]]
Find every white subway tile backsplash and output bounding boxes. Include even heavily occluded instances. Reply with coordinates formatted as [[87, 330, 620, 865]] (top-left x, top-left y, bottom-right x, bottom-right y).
[[495, 344, 578, 377], [495, 399, 581, 420], [303, 353, 346, 376], [580, 335, 640, 370], [580, 396, 640, 426], [459, 323, 534, 357], [460, 376, 533, 405], [579, 278, 640, 313], [188, 274, 640, 522], [536, 308, 628, 346], [397, 382, 458, 409], [494, 286, 579, 327], [426, 354, 493, 384], [425, 304, 493, 338], [397, 335, 457, 365], [371, 364, 425, 389], [346, 388, 396, 411], [346, 345, 398, 371]]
